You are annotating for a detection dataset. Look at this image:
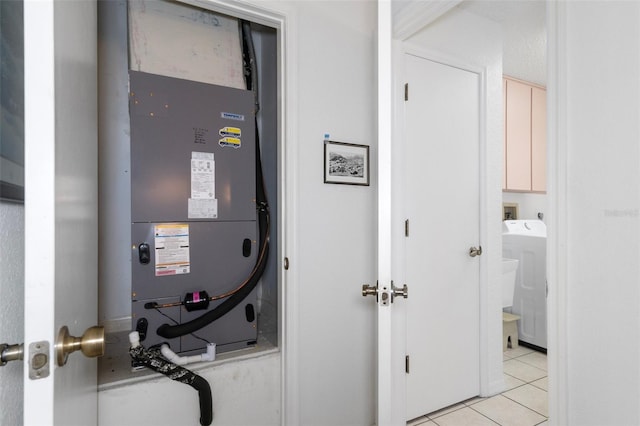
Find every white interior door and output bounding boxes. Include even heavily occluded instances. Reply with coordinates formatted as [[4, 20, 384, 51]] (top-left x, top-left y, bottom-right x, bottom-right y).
[[23, 1, 99, 424], [403, 53, 481, 419]]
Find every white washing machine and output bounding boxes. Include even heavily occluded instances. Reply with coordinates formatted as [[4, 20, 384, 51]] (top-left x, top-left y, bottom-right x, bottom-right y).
[[502, 220, 547, 350]]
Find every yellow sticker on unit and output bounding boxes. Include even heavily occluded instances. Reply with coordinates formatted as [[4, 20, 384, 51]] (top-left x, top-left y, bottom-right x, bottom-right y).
[[219, 137, 242, 149], [219, 126, 241, 138]]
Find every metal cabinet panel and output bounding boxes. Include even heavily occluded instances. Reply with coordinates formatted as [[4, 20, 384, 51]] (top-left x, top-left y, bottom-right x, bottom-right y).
[[129, 71, 256, 223]]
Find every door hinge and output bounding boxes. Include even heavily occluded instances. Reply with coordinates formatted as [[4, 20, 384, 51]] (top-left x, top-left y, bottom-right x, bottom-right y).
[[405, 355, 410, 373], [404, 83, 409, 101]]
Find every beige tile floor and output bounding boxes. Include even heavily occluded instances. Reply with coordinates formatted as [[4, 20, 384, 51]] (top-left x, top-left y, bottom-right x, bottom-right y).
[[408, 346, 548, 426]]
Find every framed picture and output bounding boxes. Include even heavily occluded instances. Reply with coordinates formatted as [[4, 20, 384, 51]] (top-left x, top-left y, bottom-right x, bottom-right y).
[[324, 140, 369, 186]]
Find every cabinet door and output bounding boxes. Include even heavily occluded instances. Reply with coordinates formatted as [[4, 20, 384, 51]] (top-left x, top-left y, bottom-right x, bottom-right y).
[[505, 79, 532, 191], [531, 86, 547, 192], [503, 78, 507, 190]]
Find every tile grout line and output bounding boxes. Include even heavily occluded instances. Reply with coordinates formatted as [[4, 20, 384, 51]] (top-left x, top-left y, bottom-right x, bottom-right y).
[[427, 404, 467, 422], [529, 381, 548, 391], [467, 394, 548, 425], [430, 407, 501, 426], [505, 356, 547, 370], [502, 354, 549, 419], [503, 370, 548, 385], [464, 404, 502, 426], [500, 391, 549, 419], [507, 352, 548, 369], [501, 380, 532, 394]]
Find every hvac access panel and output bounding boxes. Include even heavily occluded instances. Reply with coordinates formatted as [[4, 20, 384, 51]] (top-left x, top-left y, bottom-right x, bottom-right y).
[[129, 71, 258, 355]]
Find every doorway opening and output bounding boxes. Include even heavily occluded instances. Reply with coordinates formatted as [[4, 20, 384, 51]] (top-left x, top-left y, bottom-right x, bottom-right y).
[[395, 1, 550, 423]]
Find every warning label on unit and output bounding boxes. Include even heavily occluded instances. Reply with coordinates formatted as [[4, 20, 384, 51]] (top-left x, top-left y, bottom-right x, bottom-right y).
[[154, 224, 190, 276], [189, 152, 218, 219]]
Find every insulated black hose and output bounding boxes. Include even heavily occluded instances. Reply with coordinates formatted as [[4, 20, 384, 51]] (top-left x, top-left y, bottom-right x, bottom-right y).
[[156, 205, 269, 338], [129, 340, 213, 426], [191, 376, 214, 425], [241, 20, 259, 112], [156, 19, 269, 339]]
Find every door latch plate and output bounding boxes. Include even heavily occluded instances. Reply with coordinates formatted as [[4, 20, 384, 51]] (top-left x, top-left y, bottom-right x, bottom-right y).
[[29, 341, 50, 380]]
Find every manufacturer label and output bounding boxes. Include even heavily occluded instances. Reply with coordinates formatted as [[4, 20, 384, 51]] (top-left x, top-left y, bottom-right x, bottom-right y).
[[189, 152, 217, 218], [221, 112, 245, 121], [190, 152, 215, 199]]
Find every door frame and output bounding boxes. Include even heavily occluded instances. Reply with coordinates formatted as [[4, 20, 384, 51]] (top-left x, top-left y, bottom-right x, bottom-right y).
[[382, 1, 500, 420], [545, 1, 567, 424], [392, 1, 566, 424]]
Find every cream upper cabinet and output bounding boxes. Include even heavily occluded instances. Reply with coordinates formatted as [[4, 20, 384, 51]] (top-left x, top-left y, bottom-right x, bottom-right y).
[[531, 86, 547, 191], [503, 77, 546, 192]]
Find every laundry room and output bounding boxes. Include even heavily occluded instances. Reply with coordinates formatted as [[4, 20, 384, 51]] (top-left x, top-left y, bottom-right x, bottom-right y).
[[491, 0, 548, 357]]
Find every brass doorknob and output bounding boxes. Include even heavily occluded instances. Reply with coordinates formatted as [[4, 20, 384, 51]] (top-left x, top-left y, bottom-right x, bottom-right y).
[[55, 325, 105, 367]]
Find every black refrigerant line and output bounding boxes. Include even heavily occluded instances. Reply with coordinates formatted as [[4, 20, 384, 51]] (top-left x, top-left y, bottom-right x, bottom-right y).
[[156, 20, 269, 339]]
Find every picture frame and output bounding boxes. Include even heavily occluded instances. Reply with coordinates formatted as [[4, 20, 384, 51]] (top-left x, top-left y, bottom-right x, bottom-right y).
[[324, 140, 369, 186]]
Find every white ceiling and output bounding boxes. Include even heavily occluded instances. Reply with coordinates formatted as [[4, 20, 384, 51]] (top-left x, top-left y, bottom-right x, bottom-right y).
[[457, 0, 547, 86]]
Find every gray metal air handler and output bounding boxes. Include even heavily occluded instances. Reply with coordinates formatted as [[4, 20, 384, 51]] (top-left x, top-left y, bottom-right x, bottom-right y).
[[129, 71, 260, 355]]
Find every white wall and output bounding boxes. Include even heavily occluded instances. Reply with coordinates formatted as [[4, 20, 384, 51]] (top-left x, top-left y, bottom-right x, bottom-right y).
[[551, 2, 640, 424], [456, 1, 546, 87], [0, 203, 24, 426], [405, 8, 504, 396], [287, 2, 377, 423], [99, 1, 377, 425], [100, 352, 280, 425], [502, 192, 547, 221]]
